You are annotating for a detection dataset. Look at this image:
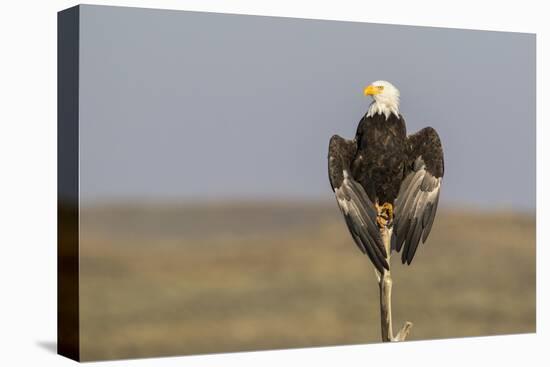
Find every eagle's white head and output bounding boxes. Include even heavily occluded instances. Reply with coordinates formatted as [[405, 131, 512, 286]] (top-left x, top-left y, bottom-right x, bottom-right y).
[[364, 80, 400, 120]]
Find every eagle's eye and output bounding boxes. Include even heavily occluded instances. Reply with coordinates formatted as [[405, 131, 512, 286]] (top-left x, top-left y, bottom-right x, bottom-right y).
[[377, 85, 385, 91]]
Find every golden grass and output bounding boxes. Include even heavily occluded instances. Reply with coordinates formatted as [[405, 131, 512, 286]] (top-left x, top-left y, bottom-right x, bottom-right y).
[[78, 202, 535, 361]]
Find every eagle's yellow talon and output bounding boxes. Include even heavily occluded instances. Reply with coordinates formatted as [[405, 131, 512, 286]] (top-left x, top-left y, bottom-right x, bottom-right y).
[[376, 202, 394, 228]]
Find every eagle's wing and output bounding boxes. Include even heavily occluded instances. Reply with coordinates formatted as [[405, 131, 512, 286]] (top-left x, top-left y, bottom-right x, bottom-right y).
[[328, 135, 389, 273], [393, 127, 444, 265]]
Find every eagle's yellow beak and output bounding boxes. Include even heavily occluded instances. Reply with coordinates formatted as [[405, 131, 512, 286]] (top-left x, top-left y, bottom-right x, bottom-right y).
[[364, 84, 382, 96]]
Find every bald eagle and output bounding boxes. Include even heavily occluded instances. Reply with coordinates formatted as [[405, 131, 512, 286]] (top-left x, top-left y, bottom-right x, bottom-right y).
[[328, 81, 444, 273]]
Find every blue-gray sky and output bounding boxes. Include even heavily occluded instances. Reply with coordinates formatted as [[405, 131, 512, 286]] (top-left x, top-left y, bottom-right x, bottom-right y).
[[79, 5, 535, 209]]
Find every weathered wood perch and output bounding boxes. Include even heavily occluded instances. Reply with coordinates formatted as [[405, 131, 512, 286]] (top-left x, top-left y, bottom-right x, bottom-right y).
[[376, 226, 413, 342]]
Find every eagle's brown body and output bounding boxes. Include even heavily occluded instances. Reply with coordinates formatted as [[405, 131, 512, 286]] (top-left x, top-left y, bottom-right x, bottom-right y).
[[328, 111, 444, 272], [353, 112, 408, 205]]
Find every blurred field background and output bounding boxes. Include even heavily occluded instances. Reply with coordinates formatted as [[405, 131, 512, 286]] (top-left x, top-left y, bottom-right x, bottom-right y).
[[78, 201, 535, 361]]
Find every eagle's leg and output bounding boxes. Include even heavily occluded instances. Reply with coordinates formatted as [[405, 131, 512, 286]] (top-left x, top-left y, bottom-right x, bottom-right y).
[[375, 202, 393, 228], [376, 203, 413, 342]]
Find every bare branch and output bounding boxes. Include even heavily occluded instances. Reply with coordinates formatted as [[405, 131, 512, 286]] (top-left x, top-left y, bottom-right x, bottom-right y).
[[395, 321, 414, 341], [377, 226, 413, 342]]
